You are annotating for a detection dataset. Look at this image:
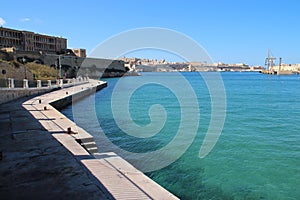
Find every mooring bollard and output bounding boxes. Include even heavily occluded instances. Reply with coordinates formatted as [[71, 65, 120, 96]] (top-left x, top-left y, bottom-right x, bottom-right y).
[[23, 79, 29, 88], [67, 127, 77, 134]]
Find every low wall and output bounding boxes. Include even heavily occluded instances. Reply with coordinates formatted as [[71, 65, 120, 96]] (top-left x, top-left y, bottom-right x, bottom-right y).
[[0, 77, 93, 105], [0, 87, 55, 105]]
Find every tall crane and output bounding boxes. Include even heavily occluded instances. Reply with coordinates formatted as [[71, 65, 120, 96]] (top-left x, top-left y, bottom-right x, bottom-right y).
[[265, 49, 276, 72]]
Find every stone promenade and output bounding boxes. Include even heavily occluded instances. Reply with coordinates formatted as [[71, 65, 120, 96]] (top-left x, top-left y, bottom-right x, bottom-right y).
[[0, 88, 109, 199], [0, 80, 178, 200]]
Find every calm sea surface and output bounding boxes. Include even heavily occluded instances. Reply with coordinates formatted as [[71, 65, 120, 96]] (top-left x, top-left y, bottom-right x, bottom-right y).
[[62, 72, 300, 199]]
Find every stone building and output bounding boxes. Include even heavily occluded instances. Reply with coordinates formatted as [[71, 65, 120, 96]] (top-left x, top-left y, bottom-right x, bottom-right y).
[[0, 27, 67, 53], [71, 48, 86, 58]]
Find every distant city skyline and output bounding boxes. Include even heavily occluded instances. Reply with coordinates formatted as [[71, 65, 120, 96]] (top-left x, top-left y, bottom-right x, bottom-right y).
[[1, 0, 300, 66]]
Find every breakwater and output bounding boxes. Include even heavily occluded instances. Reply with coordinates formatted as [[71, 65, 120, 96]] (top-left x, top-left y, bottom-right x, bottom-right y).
[[50, 82, 107, 110], [0, 79, 178, 199], [0, 80, 109, 199]]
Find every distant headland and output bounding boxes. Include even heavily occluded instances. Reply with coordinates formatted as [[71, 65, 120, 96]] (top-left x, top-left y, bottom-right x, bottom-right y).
[[121, 55, 300, 74], [1, 26, 300, 80]]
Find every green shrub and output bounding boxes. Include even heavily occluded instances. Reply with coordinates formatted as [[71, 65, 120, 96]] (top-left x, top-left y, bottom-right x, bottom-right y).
[[26, 62, 57, 80]]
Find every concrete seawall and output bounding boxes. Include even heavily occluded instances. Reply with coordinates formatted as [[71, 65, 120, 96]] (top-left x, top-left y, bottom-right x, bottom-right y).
[[50, 82, 107, 110], [0, 79, 178, 199], [0, 87, 54, 105]]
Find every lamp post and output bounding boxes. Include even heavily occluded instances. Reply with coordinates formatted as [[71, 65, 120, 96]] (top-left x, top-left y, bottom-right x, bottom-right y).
[[22, 57, 27, 79], [74, 57, 78, 78], [56, 55, 62, 79], [59, 55, 62, 79]]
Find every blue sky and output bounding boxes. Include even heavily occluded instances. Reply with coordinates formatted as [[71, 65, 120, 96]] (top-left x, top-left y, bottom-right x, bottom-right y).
[[1, 0, 299, 65]]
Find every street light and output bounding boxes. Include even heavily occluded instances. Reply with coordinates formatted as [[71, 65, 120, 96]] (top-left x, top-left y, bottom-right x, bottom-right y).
[[56, 55, 63, 79], [22, 57, 27, 79], [59, 55, 62, 79], [55, 55, 62, 79], [55, 57, 58, 79]]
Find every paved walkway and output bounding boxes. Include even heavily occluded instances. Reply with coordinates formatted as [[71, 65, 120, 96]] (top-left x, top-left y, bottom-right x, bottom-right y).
[[0, 88, 109, 199], [0, 80, 179, 199]]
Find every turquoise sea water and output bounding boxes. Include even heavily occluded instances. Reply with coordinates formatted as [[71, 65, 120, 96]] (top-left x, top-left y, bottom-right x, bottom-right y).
[[62, 72, 300, 199]]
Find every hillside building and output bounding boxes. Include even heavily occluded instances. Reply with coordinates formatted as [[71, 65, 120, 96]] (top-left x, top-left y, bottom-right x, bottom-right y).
[[0, 27, 67, 53], [71, 48, 86, 58]]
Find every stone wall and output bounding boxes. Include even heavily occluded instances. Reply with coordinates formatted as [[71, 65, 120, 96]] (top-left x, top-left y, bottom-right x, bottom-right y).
[[0, 50, 127, 78], [0, 61, 33, 81], [0, 88, 55, 104]]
